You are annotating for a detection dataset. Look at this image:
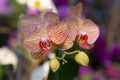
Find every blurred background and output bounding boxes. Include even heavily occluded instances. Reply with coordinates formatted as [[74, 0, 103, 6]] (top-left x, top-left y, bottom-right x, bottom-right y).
[[0, 0, 120, 80]]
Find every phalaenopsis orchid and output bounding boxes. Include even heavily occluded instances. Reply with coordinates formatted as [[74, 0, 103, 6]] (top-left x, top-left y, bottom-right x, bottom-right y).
[[19, 3, 99, 72]]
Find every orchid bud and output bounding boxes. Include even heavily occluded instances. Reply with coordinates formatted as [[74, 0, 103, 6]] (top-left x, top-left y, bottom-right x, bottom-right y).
[[50, 58, 60, 72], [75, 51, 89, 66]]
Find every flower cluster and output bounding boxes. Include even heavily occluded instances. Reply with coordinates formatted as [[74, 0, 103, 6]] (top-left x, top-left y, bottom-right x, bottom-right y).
[[19, 3, 99, 72]]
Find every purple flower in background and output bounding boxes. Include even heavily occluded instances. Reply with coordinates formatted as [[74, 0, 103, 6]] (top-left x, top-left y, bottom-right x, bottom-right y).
[[53, 0, 69, 19], [0, 0, 7, 14], [0, 0, 12, 14], [53, 0, 68, 6], [79, 66, 106, 80], [26, 8, 40, 15], [79, 66, 92, 76], [93, 26, 111, 68], [7, 32, 17, 50], [111, 44, 120, 61], [57, 6, 68, 20], [93, 71, 106, 80], [104, 65, 120, 79]]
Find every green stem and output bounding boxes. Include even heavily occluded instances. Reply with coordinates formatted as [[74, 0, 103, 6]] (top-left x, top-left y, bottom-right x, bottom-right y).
[[55, 50, 81, 63], [64, 50, 81, 55]]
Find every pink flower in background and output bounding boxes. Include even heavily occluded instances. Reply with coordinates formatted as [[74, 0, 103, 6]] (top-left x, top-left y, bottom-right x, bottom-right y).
[[105, 65, 120, 79], [19, 10, 68, 59], [68, 3, 99, 49]]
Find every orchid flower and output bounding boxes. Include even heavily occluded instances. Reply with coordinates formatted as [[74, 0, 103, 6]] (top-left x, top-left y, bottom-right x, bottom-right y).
[[67, 3, 99, 49], [19, 10, 68, 59]]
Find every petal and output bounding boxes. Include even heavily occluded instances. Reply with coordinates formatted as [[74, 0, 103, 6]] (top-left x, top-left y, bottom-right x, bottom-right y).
[[81, 19, 100, 44], [56, 38, 73, 50], [24, 29, 42, 53], [19, 14, 41, 35], [31, 49, 50, 59], [79, 42, 94, 49], [77, 35, 94, 49], [47, 21, 68, 44], [40, 10, 59, 25], [68, 3, 83, 17], [64, 17, 79, 41]]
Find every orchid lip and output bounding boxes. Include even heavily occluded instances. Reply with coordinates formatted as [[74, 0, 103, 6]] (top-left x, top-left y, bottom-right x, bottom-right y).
[[39, 38, 50, 50], [78, 34, 88, 44]]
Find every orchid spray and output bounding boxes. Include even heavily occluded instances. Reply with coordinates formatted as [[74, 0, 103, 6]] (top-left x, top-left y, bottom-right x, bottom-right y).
[[19, 3, 99, 72]]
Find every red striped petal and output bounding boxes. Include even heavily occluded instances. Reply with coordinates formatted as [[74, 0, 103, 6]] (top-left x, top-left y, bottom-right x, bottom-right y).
[[56, 38, 73, 50], [31, 49, 50, 59], [19, 14, 42, 35], [47, 21, 68, 44], [81, 19, 100, 44], [24, 29, 42, 53], [64, 17, 79, 41], [40, 11, 59, 25]]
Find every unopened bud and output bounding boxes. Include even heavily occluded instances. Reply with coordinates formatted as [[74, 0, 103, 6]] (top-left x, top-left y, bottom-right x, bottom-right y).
[[50, 58, 60, 72], [75, 51, 89, 66]]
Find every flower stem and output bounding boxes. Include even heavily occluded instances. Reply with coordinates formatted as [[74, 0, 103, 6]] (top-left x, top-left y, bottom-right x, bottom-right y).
[[64, 50, 81, 55], [55, 50, 81, 63]]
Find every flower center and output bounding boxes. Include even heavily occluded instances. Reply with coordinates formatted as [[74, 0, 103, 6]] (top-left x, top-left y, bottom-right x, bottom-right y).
[[39, 38, 50, 50], [34, 1, 41, 9], [78, 34, 88, 44]]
